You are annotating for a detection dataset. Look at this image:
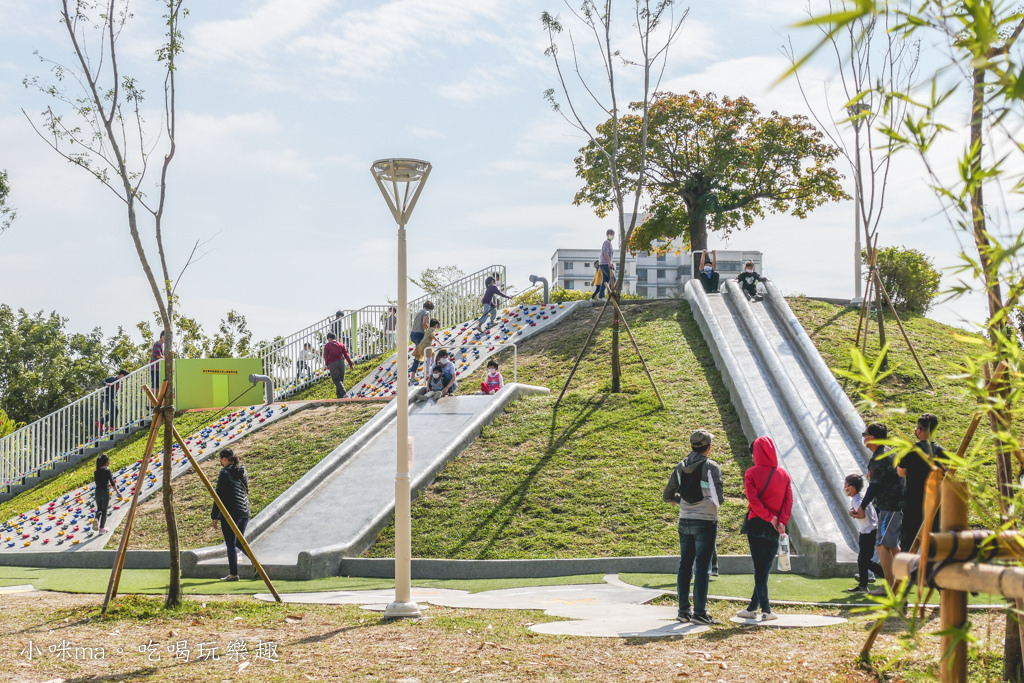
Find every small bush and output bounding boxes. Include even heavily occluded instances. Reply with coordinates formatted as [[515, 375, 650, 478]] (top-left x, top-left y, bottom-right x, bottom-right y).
[[513, 287, 643, 306], [864, 246, 941, 315]]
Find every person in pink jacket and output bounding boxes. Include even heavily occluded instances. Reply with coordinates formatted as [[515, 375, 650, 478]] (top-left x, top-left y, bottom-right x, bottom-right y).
[[739, 436, 793, 621]]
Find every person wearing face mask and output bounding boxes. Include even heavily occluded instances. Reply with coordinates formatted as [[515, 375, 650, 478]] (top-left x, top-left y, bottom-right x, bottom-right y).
[[480, 360, 503, 394], [435, 349, 458, 396], [698, 250, 720, 293], [417, 365, 447, 402], [735, 260, 768, 302]]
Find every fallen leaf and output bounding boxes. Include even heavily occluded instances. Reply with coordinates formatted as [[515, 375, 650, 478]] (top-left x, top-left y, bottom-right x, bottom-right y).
[[287, 613, 305, 621], [233, 617, 243, 621], [168, 630, 177, 637], [449, 667, 462, 674]]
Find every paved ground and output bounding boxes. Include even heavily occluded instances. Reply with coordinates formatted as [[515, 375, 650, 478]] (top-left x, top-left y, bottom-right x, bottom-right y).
[[253, 574, 847, 638]]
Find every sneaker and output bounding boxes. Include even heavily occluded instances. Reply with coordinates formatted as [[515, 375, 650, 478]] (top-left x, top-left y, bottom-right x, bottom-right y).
[[690, 614, 718, 626], [846, 585, 869, 594], [854, 573, 877, 584], [675, 612, 691, 623], [867, 586, 888, 596], [220, 575, 239, 582], [710, 568, 719, 577], [736, 609, 757, 619], [760, 611, 778, 621], [98, 528, 109, 533]]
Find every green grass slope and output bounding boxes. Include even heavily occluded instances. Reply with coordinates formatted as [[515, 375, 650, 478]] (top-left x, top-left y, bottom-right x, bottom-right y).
[[367, 300, 752, 558]]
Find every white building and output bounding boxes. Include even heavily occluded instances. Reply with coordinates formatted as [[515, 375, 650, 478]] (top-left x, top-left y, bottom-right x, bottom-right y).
[[550, 240, 764, 299]]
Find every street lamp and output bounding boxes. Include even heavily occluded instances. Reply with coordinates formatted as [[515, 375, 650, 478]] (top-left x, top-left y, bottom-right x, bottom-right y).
[[370, 158, 432, 619], [847, 101, 871, 304]]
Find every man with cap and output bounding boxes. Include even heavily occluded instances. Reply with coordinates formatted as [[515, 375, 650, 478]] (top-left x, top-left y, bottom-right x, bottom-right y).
[[856, 422, 903, 595], [663, 429, 725, 625]]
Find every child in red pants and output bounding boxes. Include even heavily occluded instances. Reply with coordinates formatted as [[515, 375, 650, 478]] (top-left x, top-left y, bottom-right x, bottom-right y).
[[480, 360, 503, 394]]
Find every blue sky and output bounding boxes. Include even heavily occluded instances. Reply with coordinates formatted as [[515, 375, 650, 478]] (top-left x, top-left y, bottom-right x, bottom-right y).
[[0, 0, 991, 343]]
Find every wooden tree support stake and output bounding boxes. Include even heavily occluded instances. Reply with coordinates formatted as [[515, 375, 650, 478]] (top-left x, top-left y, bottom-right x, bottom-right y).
[[554, 297, 612, 409], [609, 297, 665, 408], [102, 381, 169, 615]]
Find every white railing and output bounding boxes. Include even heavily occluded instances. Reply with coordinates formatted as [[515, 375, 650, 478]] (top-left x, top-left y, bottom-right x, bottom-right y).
[[410, 265, 506, 330], [0, 362, 160, 492]]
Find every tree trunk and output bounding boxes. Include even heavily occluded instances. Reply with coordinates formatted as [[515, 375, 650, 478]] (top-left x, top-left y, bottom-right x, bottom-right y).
[[162, 324, 181, 608], [874, 274, 888, 371], [689, 211, 708, 279]]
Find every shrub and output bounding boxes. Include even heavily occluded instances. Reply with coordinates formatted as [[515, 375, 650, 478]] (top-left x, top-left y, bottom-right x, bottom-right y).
[[864, 246, 941, 315], [512, 287, 643, 306]]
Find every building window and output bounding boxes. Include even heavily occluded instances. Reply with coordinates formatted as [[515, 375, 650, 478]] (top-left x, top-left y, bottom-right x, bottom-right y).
[[565, 261, 573, 270], [657, 269, 666, 279], [657, 253, 666, 262], [637, 268, 647, 283], [658, 287, 667, 297], [564, 280, 572, 289], [637, 286, 647, 298]]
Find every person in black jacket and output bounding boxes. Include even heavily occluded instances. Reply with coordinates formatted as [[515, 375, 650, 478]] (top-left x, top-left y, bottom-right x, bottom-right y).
[[94, 454, 117, 533], [211, 448, 251, 581], [735, 260, 768, 301]]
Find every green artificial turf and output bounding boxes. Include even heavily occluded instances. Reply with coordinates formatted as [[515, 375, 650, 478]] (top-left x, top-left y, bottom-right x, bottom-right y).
[[619, 572, 1003, 606], [0, 565, 606, 596]]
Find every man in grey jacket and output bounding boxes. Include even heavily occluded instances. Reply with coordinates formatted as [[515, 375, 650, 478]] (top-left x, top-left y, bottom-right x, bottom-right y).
[[663, 429, 725, 625]]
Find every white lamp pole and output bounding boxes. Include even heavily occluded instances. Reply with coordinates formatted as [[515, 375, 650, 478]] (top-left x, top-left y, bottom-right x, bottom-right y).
[[370, 158, 431, 619]]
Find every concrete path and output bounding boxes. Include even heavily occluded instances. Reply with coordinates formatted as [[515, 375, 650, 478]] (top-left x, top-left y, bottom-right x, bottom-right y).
[[254, 574, 847, 638]]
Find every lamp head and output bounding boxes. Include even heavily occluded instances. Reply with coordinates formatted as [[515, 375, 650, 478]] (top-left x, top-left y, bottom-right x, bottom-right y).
[[371, 158, 432, 226]]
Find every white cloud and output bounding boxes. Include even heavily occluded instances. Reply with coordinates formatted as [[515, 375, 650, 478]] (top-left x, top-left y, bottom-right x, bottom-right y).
[[439, 65, 518, 102]]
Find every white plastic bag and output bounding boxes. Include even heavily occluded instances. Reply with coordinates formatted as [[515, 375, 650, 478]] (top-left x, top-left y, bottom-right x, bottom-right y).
[[777, 533, 791, 572]]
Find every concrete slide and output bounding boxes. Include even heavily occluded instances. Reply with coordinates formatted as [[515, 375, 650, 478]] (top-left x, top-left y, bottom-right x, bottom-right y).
[[183, 383, 549, 580], [684, 278, 867, 568]]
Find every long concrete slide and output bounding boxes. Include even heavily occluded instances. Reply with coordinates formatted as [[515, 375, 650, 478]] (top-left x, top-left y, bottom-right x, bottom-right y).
[[684, 279, 866, 569], [182, 383, 549, 580]]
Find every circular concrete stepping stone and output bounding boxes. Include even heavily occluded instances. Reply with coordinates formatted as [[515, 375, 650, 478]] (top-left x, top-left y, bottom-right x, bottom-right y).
[[531, 618, 710, 638], [729, 614, 846, 628]]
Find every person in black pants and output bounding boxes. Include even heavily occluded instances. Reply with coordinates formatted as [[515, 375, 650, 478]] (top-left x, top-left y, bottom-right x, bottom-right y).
[[844, 473, 885, 593], [898, 413, 948, 553], [94, 454, 117, 532], [211, 448, 251, 581]]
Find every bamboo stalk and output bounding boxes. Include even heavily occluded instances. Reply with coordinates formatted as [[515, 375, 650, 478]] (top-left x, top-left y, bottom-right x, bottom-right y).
[[893, 553, 1024, 598], [939, 477, 969, 682]]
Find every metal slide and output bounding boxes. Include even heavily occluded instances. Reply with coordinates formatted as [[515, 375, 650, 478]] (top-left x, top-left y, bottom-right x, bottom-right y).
[[685, 278, 866, 565], [183, 385, 548, 579]]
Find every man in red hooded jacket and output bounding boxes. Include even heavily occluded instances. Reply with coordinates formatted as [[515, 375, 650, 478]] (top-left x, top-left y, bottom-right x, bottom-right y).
[[739, 436, 793, 621]]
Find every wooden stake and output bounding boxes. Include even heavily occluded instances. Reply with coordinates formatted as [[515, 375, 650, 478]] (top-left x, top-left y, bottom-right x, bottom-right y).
[[609, 297, 665, 409], [939, 476, 969, 683], [101, 381, 168, 615], [554, 297, 611, 409], [870, 269, 932, 389]]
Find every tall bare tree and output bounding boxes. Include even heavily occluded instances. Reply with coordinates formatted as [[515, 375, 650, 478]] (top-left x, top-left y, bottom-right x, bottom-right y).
[[542, 0, 686, 392], [24, 0, 188, 607], [784, 3, 919, 366]]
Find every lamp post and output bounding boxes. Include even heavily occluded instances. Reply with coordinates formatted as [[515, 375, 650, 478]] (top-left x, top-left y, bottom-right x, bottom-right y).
[[370, 158, 431, 619], [847, 101, 870, 304]]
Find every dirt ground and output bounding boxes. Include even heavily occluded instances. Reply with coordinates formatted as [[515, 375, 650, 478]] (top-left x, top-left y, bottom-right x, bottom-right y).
[[0, 590, 1007, 682]]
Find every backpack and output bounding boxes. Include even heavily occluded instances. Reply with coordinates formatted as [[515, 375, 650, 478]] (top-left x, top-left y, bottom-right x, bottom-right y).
[[678, 461, 707, 505]]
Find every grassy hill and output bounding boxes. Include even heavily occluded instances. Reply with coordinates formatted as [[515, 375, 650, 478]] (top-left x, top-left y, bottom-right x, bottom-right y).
[[3, 296, 990, 559]]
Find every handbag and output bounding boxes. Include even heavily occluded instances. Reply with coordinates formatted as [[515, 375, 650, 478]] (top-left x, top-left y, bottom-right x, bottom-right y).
[[740, 467, 776, 535]]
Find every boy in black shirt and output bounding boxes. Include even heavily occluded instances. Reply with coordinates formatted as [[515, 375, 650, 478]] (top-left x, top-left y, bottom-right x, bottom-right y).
[[735, 260, 767, 301], [856, 422, 904, 595], [698, 250, 720, 293], [897, 413, 947, 552]]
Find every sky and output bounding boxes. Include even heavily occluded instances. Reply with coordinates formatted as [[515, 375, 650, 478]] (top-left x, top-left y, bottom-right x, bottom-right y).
[[0, 0, 1004, 345]]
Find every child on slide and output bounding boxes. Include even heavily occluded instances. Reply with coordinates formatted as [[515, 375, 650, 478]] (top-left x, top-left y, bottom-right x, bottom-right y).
[[736, 260, 768, 302]]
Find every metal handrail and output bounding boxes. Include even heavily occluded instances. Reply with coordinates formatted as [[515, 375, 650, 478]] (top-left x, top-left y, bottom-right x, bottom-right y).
[[0, 362, 160, 490]]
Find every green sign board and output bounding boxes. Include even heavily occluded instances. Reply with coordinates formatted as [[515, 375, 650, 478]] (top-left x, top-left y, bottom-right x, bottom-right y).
[[175, 359, 265, 410]]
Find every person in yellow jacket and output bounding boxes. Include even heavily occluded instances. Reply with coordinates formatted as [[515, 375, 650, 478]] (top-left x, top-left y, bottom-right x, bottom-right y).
[[590, 260, 616, 300]]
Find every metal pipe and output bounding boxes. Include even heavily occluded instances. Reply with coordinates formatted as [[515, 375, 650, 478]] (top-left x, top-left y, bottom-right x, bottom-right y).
[[529, 275, 549, 304], [248, 374, 274, 405]]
